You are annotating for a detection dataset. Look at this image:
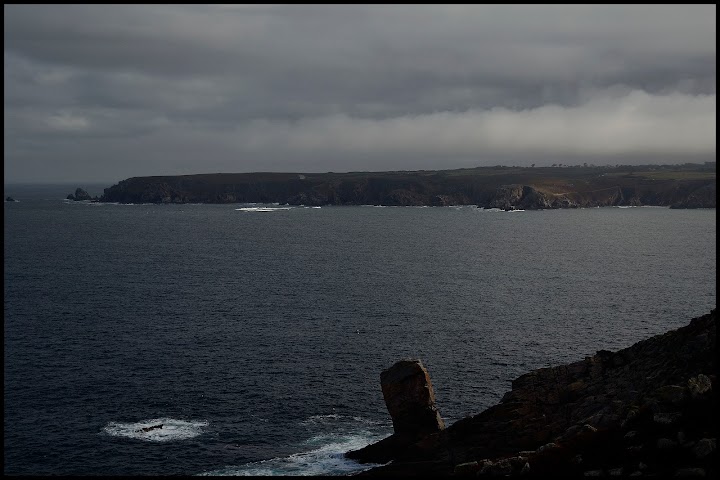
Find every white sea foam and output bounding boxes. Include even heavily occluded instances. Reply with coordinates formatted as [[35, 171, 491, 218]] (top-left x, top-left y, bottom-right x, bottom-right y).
[[299, 414, 387, 427], [507, 209, 525, 212], [197, 432, 386, 476], [235, 207, 292, 212], [103, 417, 208, 442]]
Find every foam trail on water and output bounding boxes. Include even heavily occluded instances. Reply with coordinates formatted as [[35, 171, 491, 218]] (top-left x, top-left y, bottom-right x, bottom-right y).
[[300, 414, 343, 425], [299, 413, 387, 427], [103, 417, 208, 442], [235, 207, 292, 212]]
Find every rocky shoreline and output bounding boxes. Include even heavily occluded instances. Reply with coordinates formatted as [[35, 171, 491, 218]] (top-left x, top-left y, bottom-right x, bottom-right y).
[[346, 310, 717, 477]]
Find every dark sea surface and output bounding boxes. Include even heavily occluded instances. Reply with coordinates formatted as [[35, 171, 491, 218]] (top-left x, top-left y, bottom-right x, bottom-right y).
[[4, 184, 716, 476]]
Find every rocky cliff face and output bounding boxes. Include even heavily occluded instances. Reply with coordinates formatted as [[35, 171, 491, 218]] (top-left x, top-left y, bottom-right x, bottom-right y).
[[347, 309, 717, 477], [97, 166, 716, 209], [380, 360, 445, 436], [484, 185, 574, 210], [670, 183, 717, 209]]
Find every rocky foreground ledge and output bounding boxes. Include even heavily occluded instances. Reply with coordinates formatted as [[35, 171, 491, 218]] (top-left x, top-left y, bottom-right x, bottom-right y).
[[347, 309, 717, 477]]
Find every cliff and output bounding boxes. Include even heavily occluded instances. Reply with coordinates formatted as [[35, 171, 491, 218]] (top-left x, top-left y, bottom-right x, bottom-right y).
[[98, 164, 716, 209], [347, 309, 717, 477]]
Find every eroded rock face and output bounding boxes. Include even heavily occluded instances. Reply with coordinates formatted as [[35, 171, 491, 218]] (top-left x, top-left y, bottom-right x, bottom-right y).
[[485, 184, 569, 210], [380, 359, 445, 436], [349, 310, 717, 477], [670, 183, 716, 209], [486, 184, 525, 210], [345, 359, 444, 464]]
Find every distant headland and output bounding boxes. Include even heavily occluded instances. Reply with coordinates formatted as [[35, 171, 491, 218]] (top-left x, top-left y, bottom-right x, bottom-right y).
[[73, 163, 716, 209]]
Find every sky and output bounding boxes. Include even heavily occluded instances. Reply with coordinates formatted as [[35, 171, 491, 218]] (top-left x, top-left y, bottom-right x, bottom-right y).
[[4, 4, 716, 184]]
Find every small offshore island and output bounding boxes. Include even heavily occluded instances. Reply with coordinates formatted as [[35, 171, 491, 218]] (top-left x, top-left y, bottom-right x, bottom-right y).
[[78, 163, 715, 209], [348, 310, 716, 477]]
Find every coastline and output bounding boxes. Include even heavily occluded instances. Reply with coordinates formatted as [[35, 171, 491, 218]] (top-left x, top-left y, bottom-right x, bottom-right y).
[[81, 164, 715, 209], [347, 310, 717, 477]]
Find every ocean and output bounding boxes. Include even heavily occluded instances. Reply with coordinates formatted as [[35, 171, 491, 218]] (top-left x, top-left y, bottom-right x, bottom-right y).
[[3, 184, 716, 476]]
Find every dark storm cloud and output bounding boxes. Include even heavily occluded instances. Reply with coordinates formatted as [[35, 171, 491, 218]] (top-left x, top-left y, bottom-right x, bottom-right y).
[[3, 4, 716, 183]]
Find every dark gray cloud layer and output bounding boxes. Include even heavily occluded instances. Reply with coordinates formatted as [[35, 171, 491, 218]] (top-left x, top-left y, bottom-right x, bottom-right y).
[[4, 5, 716, 183]]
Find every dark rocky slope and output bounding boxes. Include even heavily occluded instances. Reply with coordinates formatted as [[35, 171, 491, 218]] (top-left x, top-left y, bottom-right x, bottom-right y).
[[347, 309, 717, 477], [97, 164, 716, 209]]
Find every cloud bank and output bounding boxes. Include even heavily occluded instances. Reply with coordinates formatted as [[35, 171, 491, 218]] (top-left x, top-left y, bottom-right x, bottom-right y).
[[4, 4, 716, 183]]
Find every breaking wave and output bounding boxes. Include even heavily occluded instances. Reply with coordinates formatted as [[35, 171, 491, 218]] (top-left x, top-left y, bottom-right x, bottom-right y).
[[235, 207, 293, 212], [197, 432, 385, 476], [103, 418, 209, 442]]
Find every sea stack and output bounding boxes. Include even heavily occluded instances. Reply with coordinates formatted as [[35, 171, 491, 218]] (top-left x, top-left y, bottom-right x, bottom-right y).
[[380, 359, 445, 436], [67, 188, 92, 201], [346, 359, 445, 464]]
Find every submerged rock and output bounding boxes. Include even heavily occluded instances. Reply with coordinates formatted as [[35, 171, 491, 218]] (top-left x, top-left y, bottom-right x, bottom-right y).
[[136, 424, 164, 433]]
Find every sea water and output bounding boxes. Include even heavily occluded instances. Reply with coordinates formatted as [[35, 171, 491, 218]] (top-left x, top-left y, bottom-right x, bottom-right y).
[[3, 185, 716, 475]]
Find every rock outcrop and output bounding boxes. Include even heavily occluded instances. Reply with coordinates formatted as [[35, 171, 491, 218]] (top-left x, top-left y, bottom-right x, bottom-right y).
[[346, 360, 445, 464], [136, 424, 164, 433], [66, 188, 93, 201], [381, 360, 445, 436], [484, 184, 577, 210], [347, 309, 717, 477]]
